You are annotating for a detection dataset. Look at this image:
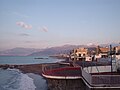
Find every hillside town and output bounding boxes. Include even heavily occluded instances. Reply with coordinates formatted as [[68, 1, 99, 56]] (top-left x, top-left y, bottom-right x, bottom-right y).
[[55, 45, 120, 62], [70, 45, 120, 61]]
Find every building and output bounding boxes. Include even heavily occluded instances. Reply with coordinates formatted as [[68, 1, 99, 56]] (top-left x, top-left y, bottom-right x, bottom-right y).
[[70, 45, 120, 61], [116, 46, 120, 54], [70, 48, 89, 61], [95, 46, 109, 59]]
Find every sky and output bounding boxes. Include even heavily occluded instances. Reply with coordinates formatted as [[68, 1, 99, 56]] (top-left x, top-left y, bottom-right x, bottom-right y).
[[0, 0, 120, 51]]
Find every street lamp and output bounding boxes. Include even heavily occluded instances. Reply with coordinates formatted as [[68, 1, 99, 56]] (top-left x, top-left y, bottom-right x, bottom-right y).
[[110, 44, 113, 72]]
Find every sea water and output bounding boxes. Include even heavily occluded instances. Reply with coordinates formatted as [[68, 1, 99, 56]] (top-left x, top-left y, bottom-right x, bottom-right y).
[[0, 56, 64, 90], [0, 56, 64, 65]]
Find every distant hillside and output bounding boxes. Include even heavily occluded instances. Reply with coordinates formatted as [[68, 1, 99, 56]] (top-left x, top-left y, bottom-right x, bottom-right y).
[[0, 48, 41, 56], [0, 45, 82, 56], [29, 45, 85, 56], [29, 43, 119, 56]]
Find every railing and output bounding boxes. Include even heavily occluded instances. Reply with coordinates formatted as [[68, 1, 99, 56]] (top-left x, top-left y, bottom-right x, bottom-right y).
[[42, 63, 64, 73], [42, 63, 82, 79], [92, 75, 120, 86], [82, 68, 92, 85], [82, 66, 120, 87]]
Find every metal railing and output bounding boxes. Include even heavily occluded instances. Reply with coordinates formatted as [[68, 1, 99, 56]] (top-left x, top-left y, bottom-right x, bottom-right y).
[[82, 66, 120, 87], [82, 68, 92, 85], [42, 63, 62, 73], [92, 75, 120, 86]]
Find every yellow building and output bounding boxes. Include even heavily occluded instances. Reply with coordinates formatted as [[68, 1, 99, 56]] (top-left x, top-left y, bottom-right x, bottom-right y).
[[71, 48, 88, 61]]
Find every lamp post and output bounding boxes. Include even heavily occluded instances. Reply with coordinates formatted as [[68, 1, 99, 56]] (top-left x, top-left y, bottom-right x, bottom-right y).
[[110, 44, 112, 72]]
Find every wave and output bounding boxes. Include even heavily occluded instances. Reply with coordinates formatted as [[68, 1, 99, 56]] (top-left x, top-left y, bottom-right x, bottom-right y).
[[18, 73, 36, 90], [0, 69, 36, 90]]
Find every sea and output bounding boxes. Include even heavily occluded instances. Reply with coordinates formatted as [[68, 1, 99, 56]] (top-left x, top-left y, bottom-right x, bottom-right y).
[[0, 56, 65, 90]]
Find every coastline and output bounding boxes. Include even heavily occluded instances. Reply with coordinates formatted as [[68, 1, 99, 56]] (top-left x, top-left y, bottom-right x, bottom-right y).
[[0, 56, 68, 74]]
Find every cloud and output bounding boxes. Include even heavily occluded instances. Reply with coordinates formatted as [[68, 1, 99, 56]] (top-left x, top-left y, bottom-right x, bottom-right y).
[[39, 26, 48, 32], [42, 26, 48, 32], [24, 41, 32, 43], [13, 12, 29, 18], [87, 43, 97, 46], [19, 33, 30, 36], [16, 21, 32, 29]]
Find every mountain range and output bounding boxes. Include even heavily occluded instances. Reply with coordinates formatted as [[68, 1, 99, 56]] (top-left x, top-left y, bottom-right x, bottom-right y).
[[0, 48, 41, 56], [29, 45, 82, 56], [0, 43, 119, 56], [0, 45, 83, 56]]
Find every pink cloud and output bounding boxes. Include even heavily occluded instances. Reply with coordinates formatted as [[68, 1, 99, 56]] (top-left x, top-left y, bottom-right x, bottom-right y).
[[42, 26, 48, 32], [16, 21, 32, 29], [19, 33, 30, 36], [38, 26, 48, 32]]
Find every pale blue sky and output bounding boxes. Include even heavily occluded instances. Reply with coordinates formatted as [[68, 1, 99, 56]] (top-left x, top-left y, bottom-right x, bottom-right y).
[[0, 0, 120, 50]]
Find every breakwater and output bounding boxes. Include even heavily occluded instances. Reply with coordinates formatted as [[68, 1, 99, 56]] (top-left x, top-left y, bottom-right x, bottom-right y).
[[0, 64, 43, 74]]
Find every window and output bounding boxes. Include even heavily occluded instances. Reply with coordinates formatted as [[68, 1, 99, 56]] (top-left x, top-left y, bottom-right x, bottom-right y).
[[83, 54, 85, 56], [79, 54, 81, 57]]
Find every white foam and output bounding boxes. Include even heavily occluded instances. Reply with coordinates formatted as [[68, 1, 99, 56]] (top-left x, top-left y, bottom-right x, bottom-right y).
[[7, 68, 20, 71], [18, 73, 36, 90], [1, 69, 36, 90]]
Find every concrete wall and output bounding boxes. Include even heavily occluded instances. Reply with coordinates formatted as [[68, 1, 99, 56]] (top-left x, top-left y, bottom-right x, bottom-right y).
[[46, 79, 86, 90]]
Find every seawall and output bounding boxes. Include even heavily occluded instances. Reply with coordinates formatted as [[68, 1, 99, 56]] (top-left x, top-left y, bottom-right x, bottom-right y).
[[47, 78, 86, 90]]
